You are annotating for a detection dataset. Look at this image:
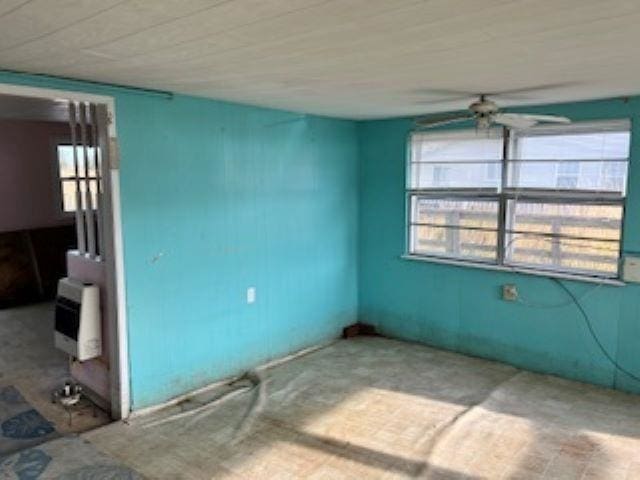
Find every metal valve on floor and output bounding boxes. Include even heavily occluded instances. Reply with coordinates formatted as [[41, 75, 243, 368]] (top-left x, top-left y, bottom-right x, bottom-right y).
[[52, 381, 83, 407]]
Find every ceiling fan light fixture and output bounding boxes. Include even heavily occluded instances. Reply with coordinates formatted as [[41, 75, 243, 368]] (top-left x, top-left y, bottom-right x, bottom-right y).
[[476, 115, 492, 130]]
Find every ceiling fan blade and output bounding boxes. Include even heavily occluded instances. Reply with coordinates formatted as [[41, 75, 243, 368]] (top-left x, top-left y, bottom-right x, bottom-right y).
[[415, 113, 474, 128], [492, 113, 538, 130], [513, 113, 571, 124], [493, 113, 571, 129]]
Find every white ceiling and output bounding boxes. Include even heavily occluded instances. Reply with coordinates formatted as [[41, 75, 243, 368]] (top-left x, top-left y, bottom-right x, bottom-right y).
[[1, 0, 640, 119]]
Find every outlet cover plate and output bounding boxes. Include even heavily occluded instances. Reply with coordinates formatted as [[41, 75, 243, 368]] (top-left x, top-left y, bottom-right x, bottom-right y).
[[623, 257, 640, 283]]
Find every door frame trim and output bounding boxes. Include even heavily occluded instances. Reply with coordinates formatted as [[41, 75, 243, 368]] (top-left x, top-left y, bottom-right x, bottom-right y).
[[0, 82, 130, 418]]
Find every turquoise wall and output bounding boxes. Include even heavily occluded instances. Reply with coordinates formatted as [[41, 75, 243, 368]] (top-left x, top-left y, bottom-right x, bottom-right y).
[[358, 97, 640, 394], [120, 98, 358, 408], [3, 70, 639, 408], [0, 73, 359, 409]]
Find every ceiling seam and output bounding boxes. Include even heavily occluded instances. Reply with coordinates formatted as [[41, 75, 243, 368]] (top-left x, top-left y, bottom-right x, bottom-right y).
[[0, 0, 128, 53], [0, 0, 33, 20], [90, 0, 336, 63], [83, 0, 425, 73], [85, 0, 236, 50]]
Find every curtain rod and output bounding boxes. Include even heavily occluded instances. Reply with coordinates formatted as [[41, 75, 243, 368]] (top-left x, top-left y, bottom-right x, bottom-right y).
[[0, 69, 174, 99]]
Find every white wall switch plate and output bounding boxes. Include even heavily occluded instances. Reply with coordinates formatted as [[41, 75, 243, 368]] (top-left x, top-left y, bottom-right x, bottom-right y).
[[622, 257, 640, 283], [247, 287, 256, 304]]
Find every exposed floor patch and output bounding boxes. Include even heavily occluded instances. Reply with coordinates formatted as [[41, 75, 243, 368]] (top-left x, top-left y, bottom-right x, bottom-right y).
[[83, 337, 640, 479]]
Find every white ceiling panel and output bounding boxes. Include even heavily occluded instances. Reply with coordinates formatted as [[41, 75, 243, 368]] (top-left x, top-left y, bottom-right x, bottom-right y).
[[1, 0, 640, 118], [1, 0, 218, 64]]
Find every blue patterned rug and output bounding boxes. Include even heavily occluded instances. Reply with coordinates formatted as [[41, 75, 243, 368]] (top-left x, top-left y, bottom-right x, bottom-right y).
[[0, 387, 143, 479], [0, 386, 58, 456], [0, 436, 144, 479]]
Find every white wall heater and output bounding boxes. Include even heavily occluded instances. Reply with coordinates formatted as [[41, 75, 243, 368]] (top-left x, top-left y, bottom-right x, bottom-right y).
[[54, 277, 102, 361]]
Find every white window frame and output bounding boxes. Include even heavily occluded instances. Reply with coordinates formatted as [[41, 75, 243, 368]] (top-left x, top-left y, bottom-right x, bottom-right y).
[[55, 143, 100, 214], [405, 119, 630, 282]]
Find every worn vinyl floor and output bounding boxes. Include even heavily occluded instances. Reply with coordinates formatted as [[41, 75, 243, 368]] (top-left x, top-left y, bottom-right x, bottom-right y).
[[84, 337, 640, 480], [0, 302, 110, 435], [0, 435, 143, 479]]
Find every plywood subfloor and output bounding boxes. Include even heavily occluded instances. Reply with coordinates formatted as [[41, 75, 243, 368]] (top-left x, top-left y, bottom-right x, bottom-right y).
[[84, 337, 640, 479]]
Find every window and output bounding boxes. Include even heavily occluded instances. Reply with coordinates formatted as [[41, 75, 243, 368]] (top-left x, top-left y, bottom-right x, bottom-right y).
[[407, 120, 630, 278], [56, 145, 98, 213]]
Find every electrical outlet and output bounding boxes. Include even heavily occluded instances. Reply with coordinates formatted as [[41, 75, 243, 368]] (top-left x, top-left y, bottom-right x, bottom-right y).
[[247, 287, 256, 304], [502, 284, 518, 301], [622, 256, 640, 283]]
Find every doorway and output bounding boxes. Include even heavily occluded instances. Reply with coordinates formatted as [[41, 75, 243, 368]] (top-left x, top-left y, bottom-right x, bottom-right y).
[[0, 85, 128, 451]]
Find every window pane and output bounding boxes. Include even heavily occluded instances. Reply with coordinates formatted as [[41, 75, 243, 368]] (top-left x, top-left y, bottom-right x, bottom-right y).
[[509, 123, 630, 194], [57, 145, 98, 178], [61, 179, 77, 212], [507, 160, 628, 193], [410, 162, 501, 189], [505, 201, 622, 276], [91, 179, 99, 208], [505, 233, 618, 276], [506, 201, 622, 239], [412, 197, 498, 229], [78, 180, 99, 210], [411, 225, 497, 261], [86, 149, 98, 177], [410, 130, 503, 189], [411, 132, 503, 162], [516, 130, 630, 160], [57, 145, 76, 179]]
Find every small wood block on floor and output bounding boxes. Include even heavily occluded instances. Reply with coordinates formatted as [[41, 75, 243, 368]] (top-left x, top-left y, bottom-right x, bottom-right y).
[[342, 322, 378, 338]]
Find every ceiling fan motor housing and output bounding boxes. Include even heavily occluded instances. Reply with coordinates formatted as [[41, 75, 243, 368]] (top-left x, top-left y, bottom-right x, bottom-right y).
[[469, 98, 499, 129], [469, 98, 499, 115]]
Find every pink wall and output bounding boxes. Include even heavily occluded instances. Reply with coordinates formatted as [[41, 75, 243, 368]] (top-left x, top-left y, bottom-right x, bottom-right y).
[[0, 120, 72, 233], [0, 120, 112, 409]]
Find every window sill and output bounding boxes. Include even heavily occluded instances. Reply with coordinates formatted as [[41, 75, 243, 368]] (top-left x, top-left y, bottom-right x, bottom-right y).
[[401, 254, 626, 286]]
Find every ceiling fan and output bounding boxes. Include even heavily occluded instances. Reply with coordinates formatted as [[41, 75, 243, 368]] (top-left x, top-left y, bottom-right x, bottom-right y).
[[414, 93, 571, 130]]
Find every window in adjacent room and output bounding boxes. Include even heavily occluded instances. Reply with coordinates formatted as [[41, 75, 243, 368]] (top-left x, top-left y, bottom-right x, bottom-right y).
[[407, 119, 631, 278], [56, 144, 98, 213]]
